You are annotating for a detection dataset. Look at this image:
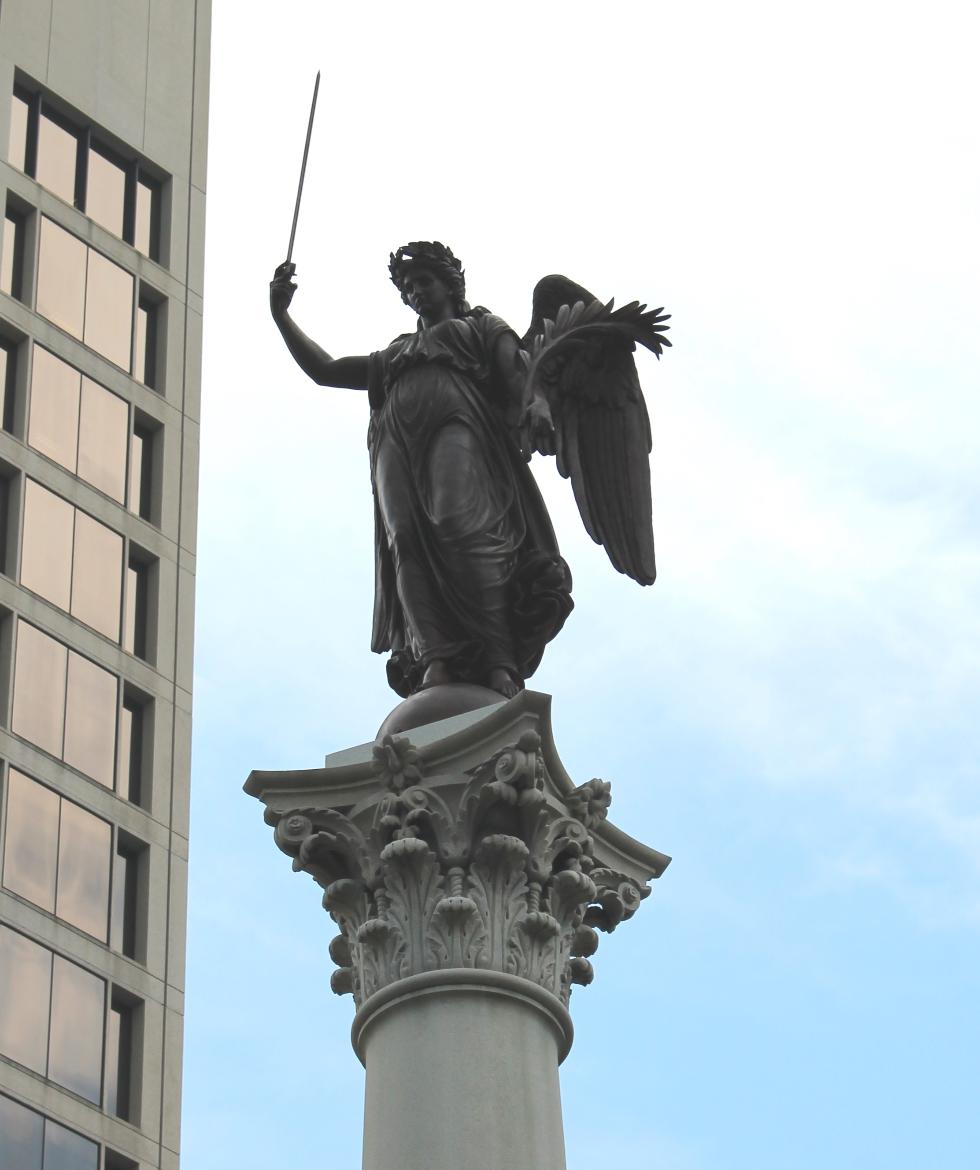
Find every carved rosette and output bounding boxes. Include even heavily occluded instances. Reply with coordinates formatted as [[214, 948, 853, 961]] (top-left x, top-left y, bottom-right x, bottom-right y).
[[267, 731, 650, 1008]]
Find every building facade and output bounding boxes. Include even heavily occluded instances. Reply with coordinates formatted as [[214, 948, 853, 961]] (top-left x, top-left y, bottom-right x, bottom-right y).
[[0, 2, 209, 1167]]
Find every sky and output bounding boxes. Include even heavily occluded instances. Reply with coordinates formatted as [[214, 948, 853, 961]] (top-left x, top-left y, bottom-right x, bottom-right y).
[[184, 2, 980, 1168]]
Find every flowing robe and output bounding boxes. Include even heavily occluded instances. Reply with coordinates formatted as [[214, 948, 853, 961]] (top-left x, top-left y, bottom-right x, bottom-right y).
[[367, 310, 573, 697]]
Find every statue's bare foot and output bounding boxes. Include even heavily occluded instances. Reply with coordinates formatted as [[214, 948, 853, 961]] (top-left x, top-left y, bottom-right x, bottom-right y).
[[487, 668, 520, 699], [421, 659, 452, 689]]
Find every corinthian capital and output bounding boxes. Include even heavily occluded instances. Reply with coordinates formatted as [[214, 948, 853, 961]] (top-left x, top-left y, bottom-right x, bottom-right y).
[[246, 691, 668, 1009]]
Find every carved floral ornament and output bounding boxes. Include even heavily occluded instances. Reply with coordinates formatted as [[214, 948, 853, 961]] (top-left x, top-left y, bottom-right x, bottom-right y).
[[268, 731, 650, 1008]]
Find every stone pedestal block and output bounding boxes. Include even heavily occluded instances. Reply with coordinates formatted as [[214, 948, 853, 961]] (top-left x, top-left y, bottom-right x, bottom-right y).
[[245, 690, 669, 1170]]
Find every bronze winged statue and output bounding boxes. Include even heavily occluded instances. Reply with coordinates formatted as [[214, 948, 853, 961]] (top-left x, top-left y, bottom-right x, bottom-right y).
[[269, 242, 670, 700]]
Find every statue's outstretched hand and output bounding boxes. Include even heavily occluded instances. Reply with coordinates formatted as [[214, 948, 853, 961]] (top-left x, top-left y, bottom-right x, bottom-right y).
[[269, 261, 297, 320], [521, 397, 557, 460]]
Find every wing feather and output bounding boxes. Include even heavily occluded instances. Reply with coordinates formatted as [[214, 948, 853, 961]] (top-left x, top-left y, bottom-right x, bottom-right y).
[[522, 274, 665, 585]]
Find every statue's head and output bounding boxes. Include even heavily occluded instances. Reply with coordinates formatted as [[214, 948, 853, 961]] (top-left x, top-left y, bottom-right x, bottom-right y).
[[389, 241, 469, 316]]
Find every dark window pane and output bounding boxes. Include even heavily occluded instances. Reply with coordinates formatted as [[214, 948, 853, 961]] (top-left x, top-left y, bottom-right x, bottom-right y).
[[48, 955, 104, 1103], [2, 768, 59, 913], [106, 999, 135, 1120], [118, 699, 143, 805], [63, 651, 117, 788], [123, 560, 149, 658], [135, 297, 160, 388], [70, 510, 123, 640], [36, 112, 78, 204], [0, 215, 13, 293], [0, 344, 8, 431], [134, 177, 157, 259], [0, 1094, 44, 1170], [105, 1152, 138, 1170], [0, 476, 9, 574], [85, 145, 126, 237], [42, 1118, 99, 1170], [123, 564, 138, 654], [12, 622, 68, 758], [29, 346, 82, 472], [83, 248, 133, 369], [128, 427, 144, 514], [37, 218, 87, 339], [56, 798, 111, 942], [78, 376, 128, 502], [0, 925, 52, 1074], [129, 422, 154, 519], [133, 304, 146, 382], [0, 338, 15, 432], [1, 211, 25, 299], [8, 93, 30, 171], [21, 479, 74, 611], [110, 840, 139, 957]]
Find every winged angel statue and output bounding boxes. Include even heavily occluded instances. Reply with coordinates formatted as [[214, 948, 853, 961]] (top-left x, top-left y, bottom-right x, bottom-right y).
[[269, 242, 670, 700]]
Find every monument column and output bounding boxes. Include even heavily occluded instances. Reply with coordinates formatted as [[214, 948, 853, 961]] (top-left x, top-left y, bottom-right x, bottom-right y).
[[246, 691, 669, 1170]]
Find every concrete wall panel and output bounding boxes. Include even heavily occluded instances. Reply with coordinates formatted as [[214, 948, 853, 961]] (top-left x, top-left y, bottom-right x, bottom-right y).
[[47, 0, 150, 149], [144, 0, 196, 179], [0, 0, 53, 84]]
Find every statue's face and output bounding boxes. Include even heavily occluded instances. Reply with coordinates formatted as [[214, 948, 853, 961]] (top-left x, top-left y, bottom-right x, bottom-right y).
[[401, 267, 453, 319]]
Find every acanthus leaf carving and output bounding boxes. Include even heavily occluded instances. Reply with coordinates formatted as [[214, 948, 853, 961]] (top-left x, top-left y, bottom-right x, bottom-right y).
[[379, 837, 444, 980], [468, 834, 529, 975]]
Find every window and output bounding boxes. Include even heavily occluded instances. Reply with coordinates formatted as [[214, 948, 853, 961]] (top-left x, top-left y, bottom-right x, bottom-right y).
[[9, 84, 162, 261], [7, 91, 30, 170], [35, 108, 79, 205], [134, 294, 160, 388], [36, 217, 134, 371], [86, 143, 127, 239], [129, 417, 156, 521], [123, 552, 153, 660], [0, 338, 15, 432], [0, 1094, 99, 1170], [0, 925, 105, 1103], [106, 1153, 139, 1170], [0, 929, 139, 1114], [110, 834, 142, 960], [11, 620, 118, 790], [106, 993, 139, 1121], [1, 206, 25, 300], [21, 479, 124, 641], [28, 345, 153, 512], [2, 769, 112, 942], [117, 693, 146, 806]]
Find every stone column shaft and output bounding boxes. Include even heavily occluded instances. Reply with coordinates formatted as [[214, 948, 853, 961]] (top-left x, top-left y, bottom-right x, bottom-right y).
[[357, 973, 569, 1170]]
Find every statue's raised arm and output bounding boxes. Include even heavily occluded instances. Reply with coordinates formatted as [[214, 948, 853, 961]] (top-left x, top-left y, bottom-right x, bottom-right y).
[[269, 260, 369, 390]]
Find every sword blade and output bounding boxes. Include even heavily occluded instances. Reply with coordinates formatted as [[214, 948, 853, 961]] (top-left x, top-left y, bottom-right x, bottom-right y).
[[285, 70, 320, 264]]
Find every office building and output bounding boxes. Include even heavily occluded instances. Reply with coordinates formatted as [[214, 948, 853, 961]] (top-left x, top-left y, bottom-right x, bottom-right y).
[[0, 2, 209, 1167]]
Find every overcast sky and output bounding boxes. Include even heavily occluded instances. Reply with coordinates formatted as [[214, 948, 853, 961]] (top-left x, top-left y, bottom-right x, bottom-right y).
[[184, 2, 979, 1167]]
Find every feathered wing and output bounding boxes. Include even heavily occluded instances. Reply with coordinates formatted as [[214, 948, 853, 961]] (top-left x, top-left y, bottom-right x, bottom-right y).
[[521, 275, 670, 586]]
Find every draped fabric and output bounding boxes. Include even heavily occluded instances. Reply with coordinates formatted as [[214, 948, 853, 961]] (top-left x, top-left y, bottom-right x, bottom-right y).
[[368, 311, 573, 697]]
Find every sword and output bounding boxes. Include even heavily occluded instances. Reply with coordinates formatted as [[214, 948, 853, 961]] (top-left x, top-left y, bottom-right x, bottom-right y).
[[285, 70, 320, 267]]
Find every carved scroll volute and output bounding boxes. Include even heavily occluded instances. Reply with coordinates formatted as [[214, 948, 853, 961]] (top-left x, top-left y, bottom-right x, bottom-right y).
[[459, 730, 546, 853], [274, 812, 314, 857]]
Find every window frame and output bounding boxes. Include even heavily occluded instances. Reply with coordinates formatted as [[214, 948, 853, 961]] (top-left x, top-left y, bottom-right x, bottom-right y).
[[0, 925, 143, 1114], [12, 81, 164, 263]]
